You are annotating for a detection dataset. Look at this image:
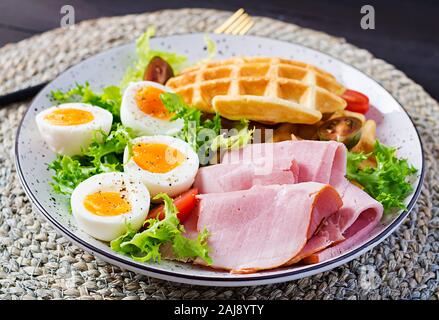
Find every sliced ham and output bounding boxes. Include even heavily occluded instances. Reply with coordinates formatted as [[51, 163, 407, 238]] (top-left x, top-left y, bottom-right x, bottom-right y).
[[190, 183, 343, 273], [193, 157, 299, 194], [304, 224, 386, 264], [221, 140, 384, 265], [302, 183, 383, 263], [287, 182, 383, 264], [222, 140, 347, 187]]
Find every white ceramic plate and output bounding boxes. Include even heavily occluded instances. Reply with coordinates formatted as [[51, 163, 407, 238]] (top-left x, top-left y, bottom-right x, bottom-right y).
[[15, 34, 424, 286]]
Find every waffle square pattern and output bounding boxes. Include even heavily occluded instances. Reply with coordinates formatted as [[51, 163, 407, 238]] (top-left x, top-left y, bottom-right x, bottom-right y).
[[166, 57, 347, 124]]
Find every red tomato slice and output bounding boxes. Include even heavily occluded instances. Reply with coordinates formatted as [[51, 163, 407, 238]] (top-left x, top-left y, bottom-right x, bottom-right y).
[[341, 89, 370, 114], [148, 188, 198, 223]]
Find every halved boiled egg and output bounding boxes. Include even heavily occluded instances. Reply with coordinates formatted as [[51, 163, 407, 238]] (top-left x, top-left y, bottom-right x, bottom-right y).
[[71, 172, 150, 241], [35, 103, 113, 156], [120, 81, 184, 136], [123, 135, 199, 198]]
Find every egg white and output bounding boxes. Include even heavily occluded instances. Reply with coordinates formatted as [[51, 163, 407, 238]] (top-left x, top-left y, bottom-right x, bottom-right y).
[[71, 172, 150, 241], [120, 81, 184, 136], [123, 135, 199, 198], [35, 103, 113, 156]]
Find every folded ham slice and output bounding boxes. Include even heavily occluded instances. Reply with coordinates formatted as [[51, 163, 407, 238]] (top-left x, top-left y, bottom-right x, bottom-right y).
[[222, 140, 384, 265], [193, 157, 299, 194], [287, 182, 383, 264], [189, 183, 343, 273], [304, 223, 386, 264]]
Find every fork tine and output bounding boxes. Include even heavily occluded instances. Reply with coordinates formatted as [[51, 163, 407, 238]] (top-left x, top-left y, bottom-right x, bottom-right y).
[[231, 16, 253, 35], [214, 8, 244, 34], [237, 19, 254, 35], [224, 13, 249, 34]]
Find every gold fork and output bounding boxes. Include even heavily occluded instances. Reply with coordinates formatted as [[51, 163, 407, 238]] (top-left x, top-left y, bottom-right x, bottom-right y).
[[214, 8, 254, 35]]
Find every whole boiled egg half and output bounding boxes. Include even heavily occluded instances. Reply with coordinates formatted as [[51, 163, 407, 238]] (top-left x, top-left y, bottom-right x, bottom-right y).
[[71, 172, 150, 241], [120, 81, 184, 136], [123, 135, 199, 198], [35, 103, 113, 156]]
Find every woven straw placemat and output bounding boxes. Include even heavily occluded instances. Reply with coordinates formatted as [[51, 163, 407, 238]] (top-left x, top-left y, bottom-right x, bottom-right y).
[[0, 9, 438, 300]]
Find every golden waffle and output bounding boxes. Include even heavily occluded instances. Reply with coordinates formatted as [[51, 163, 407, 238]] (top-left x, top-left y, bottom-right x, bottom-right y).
[[166, 57, 347, 124]]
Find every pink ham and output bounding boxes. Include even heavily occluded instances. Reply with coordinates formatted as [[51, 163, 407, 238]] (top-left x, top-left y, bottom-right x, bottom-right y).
[[189, 183, 343, 273], [302, 183, 383, 263], [222, 140, 347, 187], [287, 182, 383, 264], [222, 140, 384, 265], [193, 157, 299, 194], [304, 223, 386, 264]]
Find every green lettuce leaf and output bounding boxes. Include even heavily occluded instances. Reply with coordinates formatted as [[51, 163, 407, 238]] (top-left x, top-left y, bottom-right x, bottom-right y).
[[120, 27, 188, 88], [346, 140, 418, 213], [210, 119, 254, 151], [110, 224, 138, 253], [48, 125, 134, 196], [203, 34, 217, 62], [160, 92, 221, 151], [110, 193, 212, 264], [51, 83, 122, 121], [172, 229, 211, 262], [84, 124, 134, 173], [48, 155, 96, 196], [160, 92, 253, 165]]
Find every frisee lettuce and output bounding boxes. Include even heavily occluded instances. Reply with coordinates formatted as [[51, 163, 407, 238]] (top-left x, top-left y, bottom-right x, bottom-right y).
[[110, 193, 212, 264], [120, 27, 188, 89], [160, 92, 253, 165], [346, 140, 418, 213], [48, 156, 96, 196], [160, 92, 221, 151], [48, 125, 134, 197], [210, 119, 254, 151], [51, 83, 122, 122], [84, 124, 134, 173]]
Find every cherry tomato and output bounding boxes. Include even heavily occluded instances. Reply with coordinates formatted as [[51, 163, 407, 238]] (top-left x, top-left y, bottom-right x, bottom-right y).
[[341, 89, 370, 114], [148, 188, 198, 223], [318, 116, 362, 148], [143, 56, 174, 84]]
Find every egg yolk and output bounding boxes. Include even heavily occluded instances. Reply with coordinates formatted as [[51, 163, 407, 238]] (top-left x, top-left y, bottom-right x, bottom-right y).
[[135, 86, 173, 120], [84, 191, 131, 216], [132, 143, 185, 173], [45, 108, 94, 126]]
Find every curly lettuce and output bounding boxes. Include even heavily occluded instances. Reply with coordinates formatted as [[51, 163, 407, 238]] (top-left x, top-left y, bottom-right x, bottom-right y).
[[346, 140, 418, 213], [48, 156, 96, 196], [159, 92, 220, 149], [48, 125, 134, 196], [210, 119, 254, 151], [85, 124, 134, 172], [111, 193, 212, 264], [51, 83, 122, 121], [160, 92, 253, 164]]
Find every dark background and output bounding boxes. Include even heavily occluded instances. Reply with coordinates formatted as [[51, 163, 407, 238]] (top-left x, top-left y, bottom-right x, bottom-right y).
[[0, 0, 438, 100]]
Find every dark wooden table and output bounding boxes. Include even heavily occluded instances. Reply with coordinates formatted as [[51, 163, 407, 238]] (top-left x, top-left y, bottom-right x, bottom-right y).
[[1, 0, 438, 101]]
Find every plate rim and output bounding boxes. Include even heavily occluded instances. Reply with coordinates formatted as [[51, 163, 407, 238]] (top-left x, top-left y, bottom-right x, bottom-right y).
[[14, 33, 425, 285]]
